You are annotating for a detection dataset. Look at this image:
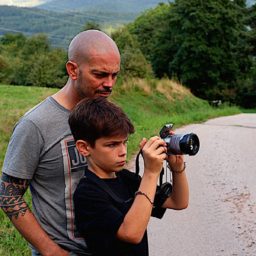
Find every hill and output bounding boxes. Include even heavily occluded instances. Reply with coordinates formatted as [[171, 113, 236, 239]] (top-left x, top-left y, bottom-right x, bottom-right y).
[[0, 0, 254, 49], [0, 1, 171, 49], [38, 0, 171, 14], [0, 5, 137, 48], [38, 0, 254, 11]]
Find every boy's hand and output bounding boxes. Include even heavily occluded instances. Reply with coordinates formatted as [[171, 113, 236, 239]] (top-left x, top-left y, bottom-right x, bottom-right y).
[[167, 154, 184, 173], [166, 130, 185, 172], [140, 136, 167, 175]]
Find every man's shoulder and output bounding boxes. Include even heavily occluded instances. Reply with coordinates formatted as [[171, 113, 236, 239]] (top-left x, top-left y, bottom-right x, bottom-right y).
[[25, 97, 63, 118], [20, 97, 49, 122], [20, 96, 69, 127]]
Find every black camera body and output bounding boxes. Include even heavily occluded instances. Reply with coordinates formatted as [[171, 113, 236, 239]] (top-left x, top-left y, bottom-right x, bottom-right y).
[[159, 124, 200, 156]]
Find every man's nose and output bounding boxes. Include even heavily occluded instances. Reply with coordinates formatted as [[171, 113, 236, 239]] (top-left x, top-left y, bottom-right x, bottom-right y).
[[103, 75, 116, 88]]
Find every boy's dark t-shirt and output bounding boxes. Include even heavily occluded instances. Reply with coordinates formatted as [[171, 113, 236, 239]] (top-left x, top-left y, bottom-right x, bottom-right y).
[[74, 168, 165, 256]]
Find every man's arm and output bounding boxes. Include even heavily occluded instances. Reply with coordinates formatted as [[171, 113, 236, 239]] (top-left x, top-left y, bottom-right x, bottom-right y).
[[0, 173, 69, 256]]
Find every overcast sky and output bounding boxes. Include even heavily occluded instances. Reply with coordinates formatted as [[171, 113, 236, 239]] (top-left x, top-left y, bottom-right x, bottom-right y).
[[0, 0, 45, 7]]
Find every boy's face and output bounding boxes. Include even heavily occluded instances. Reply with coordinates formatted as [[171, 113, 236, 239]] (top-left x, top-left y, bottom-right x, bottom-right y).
[[87, 134, 128, 178]]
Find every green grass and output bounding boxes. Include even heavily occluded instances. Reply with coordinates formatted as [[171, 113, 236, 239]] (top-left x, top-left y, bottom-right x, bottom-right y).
[[0, 82, 241, 255], [239, 108, 256, 113]]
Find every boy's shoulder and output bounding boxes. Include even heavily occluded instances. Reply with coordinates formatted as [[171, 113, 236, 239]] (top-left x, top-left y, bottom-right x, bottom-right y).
[[75, 169, 141, 193], [118, 169, 141, 182], [117, 169, 141, 192]]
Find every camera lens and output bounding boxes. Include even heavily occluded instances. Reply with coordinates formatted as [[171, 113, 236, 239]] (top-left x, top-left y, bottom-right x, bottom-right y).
[[159, 124, 200, 156], [165, 133, 200, 155], [179, 133, 200, 155]]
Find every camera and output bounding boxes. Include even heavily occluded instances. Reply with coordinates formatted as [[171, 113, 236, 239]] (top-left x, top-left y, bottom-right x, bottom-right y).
[[159, 124, 200, 155]]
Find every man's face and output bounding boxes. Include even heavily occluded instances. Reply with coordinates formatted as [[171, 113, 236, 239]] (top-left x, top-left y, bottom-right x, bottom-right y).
[[76, 51, 120, 99], [87, 135, 128, 178]]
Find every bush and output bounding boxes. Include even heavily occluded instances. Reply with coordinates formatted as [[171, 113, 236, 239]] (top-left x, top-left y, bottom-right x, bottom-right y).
[[0, 33, 67, 87]]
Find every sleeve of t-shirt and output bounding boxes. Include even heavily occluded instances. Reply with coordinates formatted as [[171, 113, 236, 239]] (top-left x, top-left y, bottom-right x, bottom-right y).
[[2, 118, 43, 179]]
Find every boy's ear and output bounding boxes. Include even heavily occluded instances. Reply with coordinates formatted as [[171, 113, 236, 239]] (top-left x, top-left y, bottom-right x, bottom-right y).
[[76, 140, 91, 157], [66, 61, 78, 80]]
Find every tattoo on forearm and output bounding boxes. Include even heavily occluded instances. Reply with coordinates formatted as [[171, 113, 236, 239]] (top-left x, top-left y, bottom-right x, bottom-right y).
[[0, 174, 31, 219]]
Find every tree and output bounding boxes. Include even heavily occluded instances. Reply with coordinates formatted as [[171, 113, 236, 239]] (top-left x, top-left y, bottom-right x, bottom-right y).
[[247, 3, 256, 55], [128, 3, 173, 77], [0, 33, 27, 84], [129, 0, 252, 102], [14, 34, 51, 85], [238, 2, 256, 108], [0, 33, 67, 87], [26, 48, 67, 87], [112, 28, 153, 79], [164, 0, 252, 101], [82, 21, 101, 31]]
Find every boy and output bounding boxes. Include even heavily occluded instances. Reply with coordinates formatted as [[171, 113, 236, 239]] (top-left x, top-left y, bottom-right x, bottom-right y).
[[69, 97, 189, 256]]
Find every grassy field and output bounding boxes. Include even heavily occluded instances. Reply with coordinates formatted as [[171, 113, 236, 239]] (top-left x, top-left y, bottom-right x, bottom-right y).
[[0, 81, 241, 255]]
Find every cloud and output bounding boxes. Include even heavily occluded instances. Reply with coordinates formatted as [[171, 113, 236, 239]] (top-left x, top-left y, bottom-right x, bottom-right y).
[[0, 0, 45, 7]]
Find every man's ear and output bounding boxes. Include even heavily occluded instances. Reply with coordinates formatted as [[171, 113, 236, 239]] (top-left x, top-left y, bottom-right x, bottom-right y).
[[66, 61, 78, 80], [76, 140, 91, 157]]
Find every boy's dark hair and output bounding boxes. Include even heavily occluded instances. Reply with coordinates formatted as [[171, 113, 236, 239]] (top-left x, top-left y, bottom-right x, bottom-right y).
[[69, 97, 135, 146]]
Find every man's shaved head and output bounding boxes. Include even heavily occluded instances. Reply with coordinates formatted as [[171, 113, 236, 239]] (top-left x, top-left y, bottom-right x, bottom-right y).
[[68, 30, 120, 64]]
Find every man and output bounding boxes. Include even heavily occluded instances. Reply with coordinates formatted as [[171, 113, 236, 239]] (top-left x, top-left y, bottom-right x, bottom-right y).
[[0, 30, 120, 256]]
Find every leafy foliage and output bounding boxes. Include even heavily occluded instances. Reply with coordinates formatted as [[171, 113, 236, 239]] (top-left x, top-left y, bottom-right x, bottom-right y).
[[247, 3, 256, 55], [168, 0, 251, 102], [0, 33, 67, 87], [128, 3, 173, 77], [128, 0, 253, 104], [82, 22, 102, 31], [239, 2, 256, 108], [112, 28, 153, 79]]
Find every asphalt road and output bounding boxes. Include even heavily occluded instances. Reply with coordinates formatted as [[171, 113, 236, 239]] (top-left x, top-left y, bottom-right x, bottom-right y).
[[131, 113, 256, 256]]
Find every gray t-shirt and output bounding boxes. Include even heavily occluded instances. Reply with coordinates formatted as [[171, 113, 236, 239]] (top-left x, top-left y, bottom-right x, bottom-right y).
[[3, 97, 89, 255]]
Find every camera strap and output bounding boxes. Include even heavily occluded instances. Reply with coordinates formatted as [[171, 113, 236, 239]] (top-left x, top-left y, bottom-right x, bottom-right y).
[[135, 150, 172, 215]]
